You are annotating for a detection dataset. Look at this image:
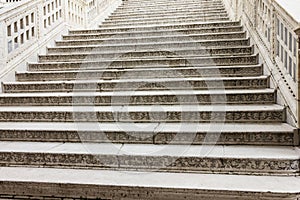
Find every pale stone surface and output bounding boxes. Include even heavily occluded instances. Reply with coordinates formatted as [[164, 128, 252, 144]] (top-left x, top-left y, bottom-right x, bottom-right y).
[[0, 167, 300, 193]]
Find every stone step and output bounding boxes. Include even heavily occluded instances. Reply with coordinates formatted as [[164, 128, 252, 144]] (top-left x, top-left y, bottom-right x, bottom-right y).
[[112, 5, 225, 16], [55, 32, 247, 47], [68, 21, 241, 35], [108, 10, 228, 21], [101, 17, 230, 28], [0, 142, 297, 175], [16, 64, 263, 82], [102, 17, 230, 28], [115, 5, 225, 14], [0, 89, 276, 106], [28, 54, 257, 71], [1, 167, 300, 199], [2, 76, 269, 93], [122, 0, 222, 3], [109, 10, 227, 21], [104, 13, 229, 25], [122, 0, 221, 3], [0, 104, 285, 123], [40, 46, 253, 63], [0, 122, 295, 146], [117, 1, 223, 10], [47, 38, 250, 54], [63, 26, 244, 40]]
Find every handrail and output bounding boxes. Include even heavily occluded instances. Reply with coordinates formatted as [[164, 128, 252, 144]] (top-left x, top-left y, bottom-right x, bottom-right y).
[[223, 0, 300, 127], [0, 0, 122, 78]]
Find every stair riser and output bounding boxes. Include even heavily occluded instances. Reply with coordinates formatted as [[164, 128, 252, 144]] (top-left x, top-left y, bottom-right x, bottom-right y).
[[108, 11, 228, 21], [0, 152, 296, 175], [0, 130, 293, 146], [0, 109, 284, 123], [29, 55, 257, 71], [0, 93, 275, 106], [41, 47, 252, 62], [47, 39, 250, 54], [68, 22, 241, 34], [101, 18, 230, 28], [55, 33, 247, 47], [16, 66, 263, 81], [3, 78, 269, 93], [63, 27, 244, 40], [1, 182, 298, 200]]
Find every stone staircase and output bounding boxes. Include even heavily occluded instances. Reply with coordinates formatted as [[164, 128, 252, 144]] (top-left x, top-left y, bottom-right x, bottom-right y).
[[0, 0, 300, 199]]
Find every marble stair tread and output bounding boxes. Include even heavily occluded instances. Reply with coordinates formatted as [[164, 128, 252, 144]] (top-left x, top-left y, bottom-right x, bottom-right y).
[[48, 38, 250, 49], [0, 104, 284, 112], [40, 46, 252, 59], [0, 167, 300, 200], [99, 19, 230, 28], [107, 12, 228, 22], [27, 54, 256, 66], [101, 18, 230, 27], [0, 141, 298, 159], [68, 21, 241, 34], [63, 26, 243, 39], [111, 9, 226, 17], [0, 122, 294, 133], [16, 64, 262, 76], [55, 31, 246, 44], [0, 89, 276, 97], [3, 75, 268, 85], [0, 167, 300, 199], [111, 7, 225, 14], [114, 5, 224, 12]]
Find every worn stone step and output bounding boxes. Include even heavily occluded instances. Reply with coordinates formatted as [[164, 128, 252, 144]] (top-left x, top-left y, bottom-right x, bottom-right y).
[[0, 104, 285, 123], [115, 6, 225, 14], [117, 1, 223, 10], [105, 13, 229, 25], [0, 142, 297, 175], [40, 46, 252, 63], [68, 21, 241, 35], [28, 54, 257, 71], [112, 5, 225, 16], [101, 17, 230, 28], [1, 167, 300, 199], [47, 38, 250, 54], [108, 10, 228, 21], [0, 89, 276, 106], [2, 76, 269, 93], [0, 122, 295, 146], [16, 64, 263, 82], [105, 11, 228, 23], [122, 0, 221, 3], [55, 32, 247, 47], [63, 26, 244, 41]]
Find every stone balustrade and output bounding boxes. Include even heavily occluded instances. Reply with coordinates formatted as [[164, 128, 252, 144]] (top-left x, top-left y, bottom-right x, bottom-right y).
[[223, 0, 300, 127], [0, 0, 121, 79]]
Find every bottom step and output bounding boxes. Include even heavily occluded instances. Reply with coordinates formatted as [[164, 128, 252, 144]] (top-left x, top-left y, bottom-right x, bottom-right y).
[[0, 167, 299, 200]]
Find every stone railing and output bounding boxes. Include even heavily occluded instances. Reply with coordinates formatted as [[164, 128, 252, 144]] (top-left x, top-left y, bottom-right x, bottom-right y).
[[223, 0, 300, 127], [0, 0, 121, 79]]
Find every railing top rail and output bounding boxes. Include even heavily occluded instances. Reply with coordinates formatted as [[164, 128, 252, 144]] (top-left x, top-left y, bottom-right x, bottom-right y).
[[0, 0, 37, 19]]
